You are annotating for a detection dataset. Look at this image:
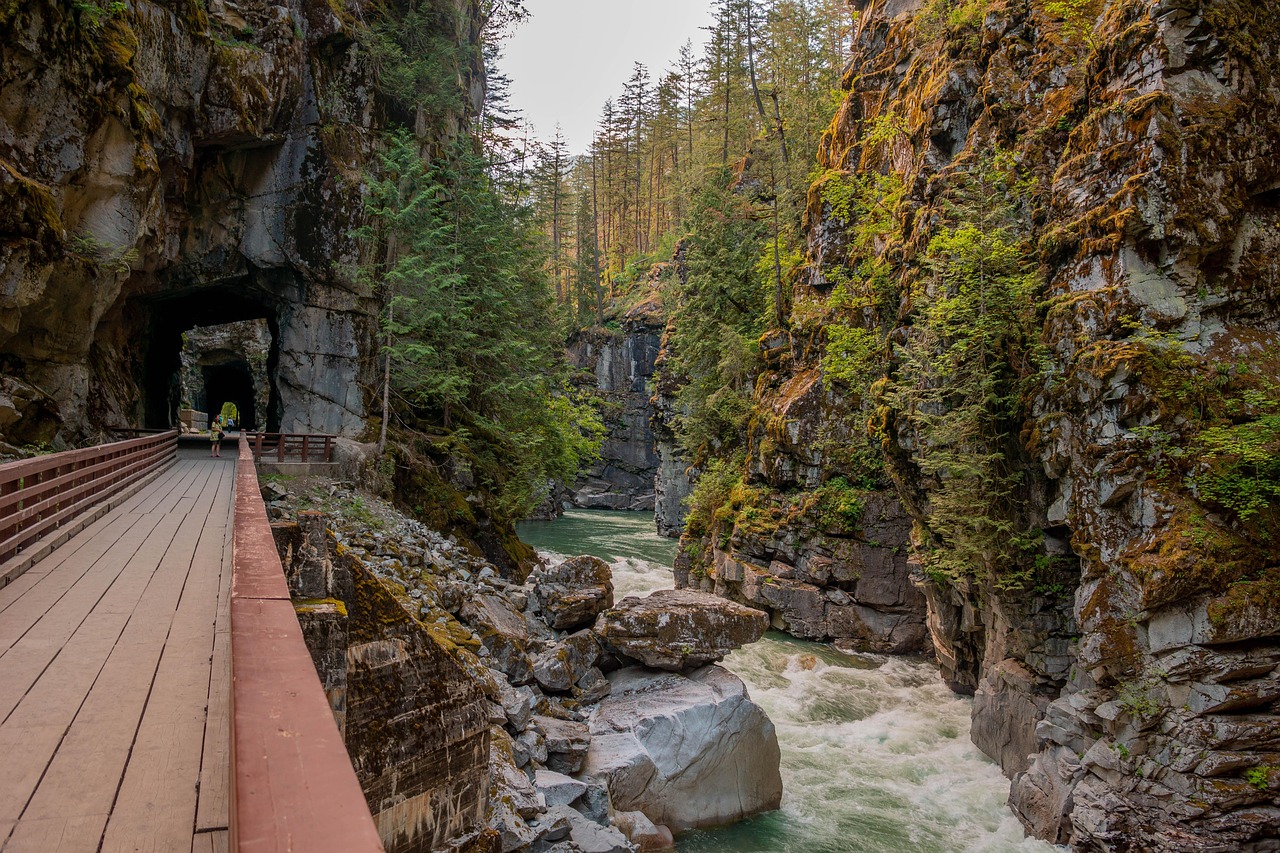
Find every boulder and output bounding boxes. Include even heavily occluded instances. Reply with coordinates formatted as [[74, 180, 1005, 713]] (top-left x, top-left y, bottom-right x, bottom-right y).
[[531, 714, 592, 775], [567, 811, 636, 853], [498, 683, 536, 731], [530, 806, 574, 845], [533, 631, 602, 693], [532, 556, 615, 630], [594, 589, 768, 671], [612, 811, 674, 852], [461, 594, 535, 685], [574, 667, 612, 704], [583, 666, 782, 832], [535, 769, 588, 808], [573, 777, 612, 826]]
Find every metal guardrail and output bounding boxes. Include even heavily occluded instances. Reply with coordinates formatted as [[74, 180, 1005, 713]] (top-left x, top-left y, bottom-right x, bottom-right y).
[[0, 430, 178, 585], [229, 435, 384, 852], [247, 432, 337, 464]]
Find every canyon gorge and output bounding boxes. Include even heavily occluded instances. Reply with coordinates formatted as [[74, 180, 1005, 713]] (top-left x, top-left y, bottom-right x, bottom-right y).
[[1, 0, 1278, 851]]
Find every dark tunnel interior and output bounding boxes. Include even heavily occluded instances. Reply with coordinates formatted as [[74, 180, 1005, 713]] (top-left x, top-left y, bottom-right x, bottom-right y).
[[203, 360, 257, 430]]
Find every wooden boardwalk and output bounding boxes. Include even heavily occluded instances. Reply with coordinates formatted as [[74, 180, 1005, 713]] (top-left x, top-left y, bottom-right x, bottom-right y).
[[0, 450, 235, 853]]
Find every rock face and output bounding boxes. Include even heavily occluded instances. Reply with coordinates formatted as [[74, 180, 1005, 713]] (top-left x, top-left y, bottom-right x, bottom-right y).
[[692, 0, 1280, 849], [274, 513, 491, 853], [567, 315, 664, 512], [678, 491, 928, 654], [583, 666, 782, 832], [595, 589, 768, 671], [0, 0, 482, 445]]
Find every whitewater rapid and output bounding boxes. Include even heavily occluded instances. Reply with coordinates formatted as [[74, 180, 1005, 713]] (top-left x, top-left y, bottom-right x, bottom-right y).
[[517, 509, 1059, 853]]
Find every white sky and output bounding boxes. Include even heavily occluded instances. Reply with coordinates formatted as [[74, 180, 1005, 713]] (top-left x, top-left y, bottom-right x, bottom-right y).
[[498, 0, 717, 153]]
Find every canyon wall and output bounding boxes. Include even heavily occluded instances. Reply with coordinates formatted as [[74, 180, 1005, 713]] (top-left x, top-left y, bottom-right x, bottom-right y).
[[677, 0, 1280, 847], [567, 292, 693, 536], [567, 311, 663, 513]]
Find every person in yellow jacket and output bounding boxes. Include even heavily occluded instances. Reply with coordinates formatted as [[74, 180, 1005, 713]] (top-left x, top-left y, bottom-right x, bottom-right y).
[[210, 416, 225, 458]]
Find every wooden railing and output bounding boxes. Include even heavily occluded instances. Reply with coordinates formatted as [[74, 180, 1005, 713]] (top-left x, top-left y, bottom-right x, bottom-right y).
[[247, 432, 336, 464], [0, 430, 177, 586], [229, 435, 384, 852]]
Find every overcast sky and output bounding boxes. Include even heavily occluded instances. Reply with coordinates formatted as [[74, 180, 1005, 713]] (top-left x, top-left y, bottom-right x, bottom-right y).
[[497, 0, 717, 153]]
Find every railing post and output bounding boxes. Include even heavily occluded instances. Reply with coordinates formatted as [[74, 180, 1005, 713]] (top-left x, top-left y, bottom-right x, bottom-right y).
[[301, 435, 310, 463]]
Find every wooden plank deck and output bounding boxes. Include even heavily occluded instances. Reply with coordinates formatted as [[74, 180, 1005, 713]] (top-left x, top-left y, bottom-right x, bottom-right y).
[[0, 451, 235, 853]]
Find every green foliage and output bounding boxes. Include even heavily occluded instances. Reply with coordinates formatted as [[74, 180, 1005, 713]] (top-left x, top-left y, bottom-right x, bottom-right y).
[[359, 0, 474, 121], [67, 233, 138, 274], [822, 325, 881, 389], [1038, 0, 1103, 48], [818, 171, 904, 237], [359, 131, 603, 521], [1116, 680, 1161, 718], [915, 0, 989, 40], [814, 477, 866, 533], [72, 0, 126, 30], [861, 112, 909, 148], [889, 154, 1044, 588], [1193, 414, 1280, 527], [684, 456, 745, 538], [665, 168, 769, 460], [219, 402, 239, 422], [1245, 766, 1272, 791]]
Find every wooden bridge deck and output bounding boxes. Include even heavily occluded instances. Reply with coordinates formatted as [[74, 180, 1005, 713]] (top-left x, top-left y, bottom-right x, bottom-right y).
[[0, 450, 235, 853]]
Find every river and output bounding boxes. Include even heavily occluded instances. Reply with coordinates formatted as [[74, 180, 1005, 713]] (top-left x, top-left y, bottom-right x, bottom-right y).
[[516, 509, 1059, 853]]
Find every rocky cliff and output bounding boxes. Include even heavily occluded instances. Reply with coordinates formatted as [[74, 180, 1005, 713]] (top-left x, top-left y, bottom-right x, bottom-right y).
[[567, 310, 664, 513], [679, 0, 1280, 847], [0, 0, 483, 447], [563, 283, 694, 537]]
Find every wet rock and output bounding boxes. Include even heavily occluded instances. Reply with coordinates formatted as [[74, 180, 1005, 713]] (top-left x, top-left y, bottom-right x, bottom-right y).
[[583, 666, 782, 831], [594, 589, 768, 671], [532, 556, 616, 630]]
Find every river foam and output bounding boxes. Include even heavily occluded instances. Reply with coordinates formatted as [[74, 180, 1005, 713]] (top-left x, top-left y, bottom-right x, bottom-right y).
[[517, 509, 1060, 853]]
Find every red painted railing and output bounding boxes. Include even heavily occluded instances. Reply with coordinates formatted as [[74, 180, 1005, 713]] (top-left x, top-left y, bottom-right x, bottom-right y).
[[0, 430, 177, 586], [247, 432, 336, 464], [230, 435, 384, 852]]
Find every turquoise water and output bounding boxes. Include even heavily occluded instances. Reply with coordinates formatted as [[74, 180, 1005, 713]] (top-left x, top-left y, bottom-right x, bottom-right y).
[[517, 509, 1057, 853]]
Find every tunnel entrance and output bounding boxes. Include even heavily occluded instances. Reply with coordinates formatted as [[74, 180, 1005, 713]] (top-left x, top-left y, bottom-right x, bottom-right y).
[[136, 285, 281, 432]]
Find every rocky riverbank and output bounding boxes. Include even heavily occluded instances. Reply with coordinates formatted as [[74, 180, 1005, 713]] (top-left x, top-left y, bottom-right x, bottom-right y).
[[264, 476, 781, 853]]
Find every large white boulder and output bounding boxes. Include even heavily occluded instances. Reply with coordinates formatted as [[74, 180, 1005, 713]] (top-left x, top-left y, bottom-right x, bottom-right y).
[[582, 665, 782, 831]]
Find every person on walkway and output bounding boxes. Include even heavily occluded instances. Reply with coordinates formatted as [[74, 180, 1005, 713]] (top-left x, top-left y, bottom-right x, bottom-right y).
[[210, 416, 224, 458]]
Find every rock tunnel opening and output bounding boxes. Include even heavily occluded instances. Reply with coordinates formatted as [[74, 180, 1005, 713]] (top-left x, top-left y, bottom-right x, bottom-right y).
[[137, 285, 281, 432], [201, 358, 258, 430]]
